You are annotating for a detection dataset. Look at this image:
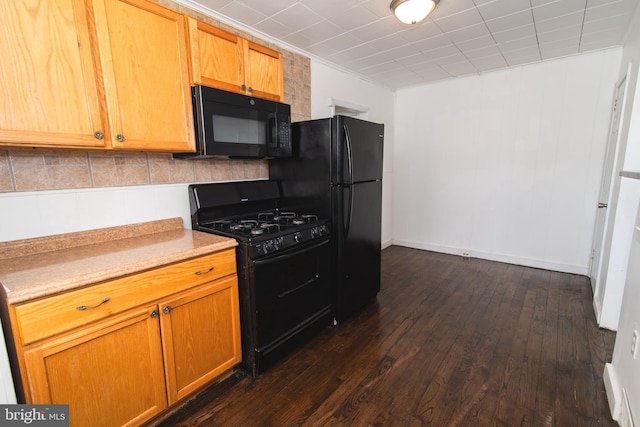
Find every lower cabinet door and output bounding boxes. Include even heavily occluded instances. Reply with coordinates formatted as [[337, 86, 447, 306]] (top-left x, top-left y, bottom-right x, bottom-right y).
[[159, 276, 242, 404], [23, 306, 167, 427]]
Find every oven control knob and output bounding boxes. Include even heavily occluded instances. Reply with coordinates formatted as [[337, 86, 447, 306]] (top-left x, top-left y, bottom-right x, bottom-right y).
[[294, 232, 303, 243], [275, 237, 284, 249], [264, 240, 275, 253]]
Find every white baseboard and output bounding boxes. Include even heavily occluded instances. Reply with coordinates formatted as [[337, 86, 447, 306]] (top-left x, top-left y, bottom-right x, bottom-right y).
[[604, 363, 621, 421], [391, 239, 588, 275], [593, 295, 603, 324], [620, 389, 636, 427]]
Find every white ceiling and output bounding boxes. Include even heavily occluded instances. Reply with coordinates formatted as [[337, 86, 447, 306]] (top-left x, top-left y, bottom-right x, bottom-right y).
[[177, 0, 638, 89]]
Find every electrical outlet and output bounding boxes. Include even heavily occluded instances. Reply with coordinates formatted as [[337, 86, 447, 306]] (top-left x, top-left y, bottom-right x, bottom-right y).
[[632, 330, 639, 359], [461, 250, 470, 258]]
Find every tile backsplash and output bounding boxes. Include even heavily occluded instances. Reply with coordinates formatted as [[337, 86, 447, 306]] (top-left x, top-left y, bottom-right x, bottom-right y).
[[0, 0, 311, 193], [0, 150, 270, 192]]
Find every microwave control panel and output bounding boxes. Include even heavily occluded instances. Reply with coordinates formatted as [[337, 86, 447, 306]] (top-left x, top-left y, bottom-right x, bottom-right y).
[[268, 119, 292, 157]]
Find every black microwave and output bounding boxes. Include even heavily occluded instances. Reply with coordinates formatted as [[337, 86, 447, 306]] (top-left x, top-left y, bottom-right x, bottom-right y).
[[174, 85, 291, 159]]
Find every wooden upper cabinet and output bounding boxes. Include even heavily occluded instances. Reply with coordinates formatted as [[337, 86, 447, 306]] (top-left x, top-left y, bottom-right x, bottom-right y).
[[187, 18, 246, 95], [187, 18, 284, 102], [0, 0, 108, 148], [0, 0, 195, 152], [93, 0, 195, 151], [244, 41, 284, 102]]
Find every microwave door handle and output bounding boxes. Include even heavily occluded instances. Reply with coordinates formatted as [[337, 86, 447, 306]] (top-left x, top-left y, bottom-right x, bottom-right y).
[[267, 117, 277, 155], [270, 117, 278, 144]]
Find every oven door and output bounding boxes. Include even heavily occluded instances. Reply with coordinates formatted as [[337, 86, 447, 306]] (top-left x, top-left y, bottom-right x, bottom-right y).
[[252, 237, 332, 349]]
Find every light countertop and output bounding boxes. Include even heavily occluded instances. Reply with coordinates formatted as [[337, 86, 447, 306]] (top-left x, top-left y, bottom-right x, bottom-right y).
[[0, 218, 237, 304]]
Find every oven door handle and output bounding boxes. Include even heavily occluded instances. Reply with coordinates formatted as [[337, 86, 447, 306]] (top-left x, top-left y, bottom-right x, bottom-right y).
[[278, 274, 319, 298], [254, 238, 330, 266]]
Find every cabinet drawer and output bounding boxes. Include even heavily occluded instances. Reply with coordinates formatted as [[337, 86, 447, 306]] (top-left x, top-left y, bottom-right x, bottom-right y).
[[14, 249, 236, 345]]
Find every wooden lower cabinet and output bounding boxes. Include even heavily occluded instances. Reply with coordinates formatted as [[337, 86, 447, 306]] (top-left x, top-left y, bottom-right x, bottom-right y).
[[23, 306, 167, 427], [11, 250, 241, 427], [160, 277, 241, 404]]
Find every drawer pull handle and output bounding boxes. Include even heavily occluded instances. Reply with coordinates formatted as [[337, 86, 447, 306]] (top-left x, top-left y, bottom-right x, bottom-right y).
[[195, 266, 214, 275], [76, 297, 110, 311]]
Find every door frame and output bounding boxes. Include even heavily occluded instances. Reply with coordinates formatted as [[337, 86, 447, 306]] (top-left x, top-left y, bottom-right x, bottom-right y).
[[590, 63, 632, 319]]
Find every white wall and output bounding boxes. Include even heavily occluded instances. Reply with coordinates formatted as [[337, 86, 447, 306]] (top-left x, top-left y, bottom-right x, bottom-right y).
[[310, 60, 396, 249], [0, 184, 194, 242], [603, 3, 640, 423], [393, 49, 621, 274]]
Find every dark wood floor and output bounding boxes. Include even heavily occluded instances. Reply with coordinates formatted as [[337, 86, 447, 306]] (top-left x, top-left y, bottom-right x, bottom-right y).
[[153, 246, 616, 426]]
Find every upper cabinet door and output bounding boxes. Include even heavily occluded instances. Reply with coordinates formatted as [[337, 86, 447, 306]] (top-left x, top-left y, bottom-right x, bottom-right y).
[[187, 17, 284, 102], [187, 18, 246, 95], [244, 41, 284, 102], [0, 0, 108, 148], [93, 0, 195, 152]]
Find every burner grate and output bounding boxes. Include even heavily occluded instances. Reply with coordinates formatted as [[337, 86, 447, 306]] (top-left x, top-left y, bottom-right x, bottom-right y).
[[201, 210, 325, 240]]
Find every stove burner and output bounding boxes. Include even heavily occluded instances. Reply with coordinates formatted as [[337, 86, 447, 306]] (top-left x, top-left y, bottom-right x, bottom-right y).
[[258, 212, 275, 222], [260, 223, 281, 233], [230, 222, 256, 234], [272, 212, 296, 223], [293, 215, 318, 225], [210, 220, 232, 231]]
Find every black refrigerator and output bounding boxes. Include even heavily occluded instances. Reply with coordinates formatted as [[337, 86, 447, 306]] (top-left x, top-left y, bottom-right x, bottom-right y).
[[269, 115, 384, 324]]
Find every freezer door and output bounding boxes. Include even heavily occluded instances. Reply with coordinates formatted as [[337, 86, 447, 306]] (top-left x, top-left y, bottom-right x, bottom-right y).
[[333, 116, 384, 185], [333, 180, 382, 323]]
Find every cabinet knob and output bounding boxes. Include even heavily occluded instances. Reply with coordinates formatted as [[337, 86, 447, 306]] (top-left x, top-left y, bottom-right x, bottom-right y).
[[163, 306, 172, 314], [116, 134, 125, 142], [150, 310, 159, 318], [94, 131, 104, 140], [241, 84, 246, 91], [248, 86, 253, 93]]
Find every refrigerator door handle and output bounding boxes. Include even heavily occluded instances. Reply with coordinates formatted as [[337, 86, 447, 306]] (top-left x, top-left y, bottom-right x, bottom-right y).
[[343, 124, 354, 237], [343, 124, 354, 185], [344, 185, 353, 238]]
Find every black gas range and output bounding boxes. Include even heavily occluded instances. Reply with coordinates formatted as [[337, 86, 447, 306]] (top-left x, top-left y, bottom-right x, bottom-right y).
[[189, 180, 333, 377]]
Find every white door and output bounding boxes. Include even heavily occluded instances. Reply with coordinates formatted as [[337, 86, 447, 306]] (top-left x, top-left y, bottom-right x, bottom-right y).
[[590, 74, 628, 293]]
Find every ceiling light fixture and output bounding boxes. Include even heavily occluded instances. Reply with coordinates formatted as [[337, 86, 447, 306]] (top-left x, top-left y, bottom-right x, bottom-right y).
[[390, 0, 439, 25]]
